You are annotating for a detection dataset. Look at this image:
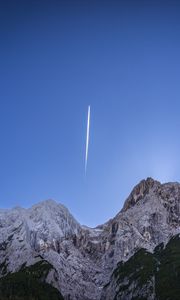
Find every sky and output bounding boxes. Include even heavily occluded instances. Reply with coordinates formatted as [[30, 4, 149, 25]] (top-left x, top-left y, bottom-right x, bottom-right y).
[[0, 0, 180, 227]]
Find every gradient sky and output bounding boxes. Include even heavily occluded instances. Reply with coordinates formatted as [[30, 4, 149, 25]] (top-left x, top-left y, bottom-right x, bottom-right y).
[[0, 0, 180, 227]]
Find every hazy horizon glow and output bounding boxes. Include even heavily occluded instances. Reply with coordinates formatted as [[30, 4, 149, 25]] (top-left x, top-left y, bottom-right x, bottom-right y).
[[1, 0, 180, 226]]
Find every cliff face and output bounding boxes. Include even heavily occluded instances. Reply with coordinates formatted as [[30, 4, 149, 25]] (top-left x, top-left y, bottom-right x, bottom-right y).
[[0, 178, 180, 299]]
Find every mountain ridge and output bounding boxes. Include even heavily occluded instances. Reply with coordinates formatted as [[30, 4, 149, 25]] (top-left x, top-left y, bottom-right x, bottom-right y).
[[1, 177, 180, 299]]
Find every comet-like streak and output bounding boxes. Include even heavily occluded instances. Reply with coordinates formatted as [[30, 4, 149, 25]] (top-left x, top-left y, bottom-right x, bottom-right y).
[[85, 105, 90, 174]]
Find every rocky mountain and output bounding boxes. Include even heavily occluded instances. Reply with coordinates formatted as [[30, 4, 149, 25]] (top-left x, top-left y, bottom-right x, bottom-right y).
[[0, 177, 180, 299]]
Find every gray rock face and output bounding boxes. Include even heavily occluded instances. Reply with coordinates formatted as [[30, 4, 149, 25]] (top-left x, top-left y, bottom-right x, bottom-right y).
[[0, 178, 180, 299]]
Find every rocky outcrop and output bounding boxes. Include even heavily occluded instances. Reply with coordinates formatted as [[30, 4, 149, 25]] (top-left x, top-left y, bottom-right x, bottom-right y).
[[0, 178, 180, 299], [122, 177, 161, 212]]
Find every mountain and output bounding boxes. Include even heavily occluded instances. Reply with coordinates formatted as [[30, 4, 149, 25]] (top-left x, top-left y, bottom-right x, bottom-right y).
[[0, 178, 180, 299]]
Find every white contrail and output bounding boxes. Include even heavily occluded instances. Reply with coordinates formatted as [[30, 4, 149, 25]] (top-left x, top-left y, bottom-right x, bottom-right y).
[[85, 105, 90, 174]]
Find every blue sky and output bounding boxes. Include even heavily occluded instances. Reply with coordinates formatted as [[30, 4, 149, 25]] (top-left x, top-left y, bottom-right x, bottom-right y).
[[0, 0, 180, 226]]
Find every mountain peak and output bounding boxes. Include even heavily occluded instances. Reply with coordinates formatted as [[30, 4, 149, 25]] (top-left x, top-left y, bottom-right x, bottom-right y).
[[30, 199, 69, 213], [122, 177, 161, 212], [35, 198, 58, 206]]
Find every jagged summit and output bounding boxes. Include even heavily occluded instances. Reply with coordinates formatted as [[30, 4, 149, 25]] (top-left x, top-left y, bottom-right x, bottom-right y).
[[122, 177, 161, 212]]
